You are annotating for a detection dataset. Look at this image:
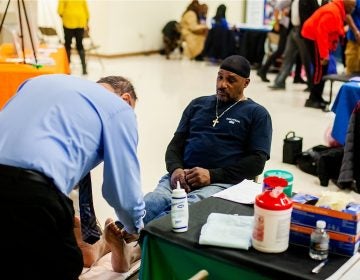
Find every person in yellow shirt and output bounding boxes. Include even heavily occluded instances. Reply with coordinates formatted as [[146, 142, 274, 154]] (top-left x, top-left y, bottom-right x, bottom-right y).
[[58, 0, 89, 75]]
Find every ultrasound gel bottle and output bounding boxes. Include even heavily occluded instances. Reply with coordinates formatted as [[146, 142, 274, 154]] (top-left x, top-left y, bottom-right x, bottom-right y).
[[171, 181, 189, 232]]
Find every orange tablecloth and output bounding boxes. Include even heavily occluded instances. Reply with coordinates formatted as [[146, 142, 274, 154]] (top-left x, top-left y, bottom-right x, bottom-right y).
[[0, 43, 70, 109]]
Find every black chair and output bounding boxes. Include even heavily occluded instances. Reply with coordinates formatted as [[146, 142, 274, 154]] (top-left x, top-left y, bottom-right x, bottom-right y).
[[322, 73, 360, 111]]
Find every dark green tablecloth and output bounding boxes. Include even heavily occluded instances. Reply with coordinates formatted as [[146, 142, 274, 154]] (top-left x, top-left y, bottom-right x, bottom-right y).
[[139, 197, 349, 279]]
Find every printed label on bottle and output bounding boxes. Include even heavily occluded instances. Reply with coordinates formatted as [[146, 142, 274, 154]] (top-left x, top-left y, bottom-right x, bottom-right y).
[[171, 196, 188, 232], [252, 214, 264, 241], [310, 241, 329, 251], [275, 216, 291, 242]]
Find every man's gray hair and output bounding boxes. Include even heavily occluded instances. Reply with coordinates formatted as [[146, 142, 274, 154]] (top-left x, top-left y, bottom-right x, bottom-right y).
[[97, 76, 137, 101]]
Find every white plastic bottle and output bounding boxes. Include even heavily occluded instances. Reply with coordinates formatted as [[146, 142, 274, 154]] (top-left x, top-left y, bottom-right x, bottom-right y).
[[309, 220, 329, 260], [171, 181, 189, 232]]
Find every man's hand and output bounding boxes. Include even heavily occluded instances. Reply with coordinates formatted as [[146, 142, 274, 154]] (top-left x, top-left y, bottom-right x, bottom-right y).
[[113, 221, 140, 243], [171, 168, 191, 193], [355, 31, 360, 44], [121, 230, 140, 244], [273, 22, 280, 33], [185, 167, 210, 189]]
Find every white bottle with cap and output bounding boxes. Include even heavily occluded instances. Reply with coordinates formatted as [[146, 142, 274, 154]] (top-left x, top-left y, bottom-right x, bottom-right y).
[[171, 181, 189, 232]]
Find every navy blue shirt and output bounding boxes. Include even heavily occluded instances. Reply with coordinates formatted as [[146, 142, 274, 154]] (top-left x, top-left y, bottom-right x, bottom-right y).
[[176, 95, 272, 170]]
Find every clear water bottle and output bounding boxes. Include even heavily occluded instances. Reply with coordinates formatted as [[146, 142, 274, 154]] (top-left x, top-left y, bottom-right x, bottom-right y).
[[309, 220, 329, 260]]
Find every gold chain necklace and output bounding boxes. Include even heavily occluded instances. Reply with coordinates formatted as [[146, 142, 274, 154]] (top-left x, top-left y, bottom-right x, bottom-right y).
[[212, 96, 246, 127]]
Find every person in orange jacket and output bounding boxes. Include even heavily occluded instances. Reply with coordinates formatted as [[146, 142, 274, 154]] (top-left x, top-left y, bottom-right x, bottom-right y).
[[301, 0, 356, 109]]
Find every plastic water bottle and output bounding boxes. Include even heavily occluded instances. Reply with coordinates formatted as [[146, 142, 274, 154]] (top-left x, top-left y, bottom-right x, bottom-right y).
[[309, 220, 329, 260], [171, 181, 189, 232]]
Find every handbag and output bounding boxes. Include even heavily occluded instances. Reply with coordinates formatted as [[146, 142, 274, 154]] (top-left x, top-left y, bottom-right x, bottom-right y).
[[282, 131, 303, 164], [296, 145, 344, 186], [296, 145, 330, 176]]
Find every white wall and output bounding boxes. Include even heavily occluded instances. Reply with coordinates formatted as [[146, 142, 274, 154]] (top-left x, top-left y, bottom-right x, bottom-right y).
[[0, 0, 38, 48], [37, 0, 246, 56]]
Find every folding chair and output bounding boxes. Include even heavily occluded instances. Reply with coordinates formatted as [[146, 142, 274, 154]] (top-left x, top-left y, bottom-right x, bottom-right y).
[[38, 26, 62, 45]]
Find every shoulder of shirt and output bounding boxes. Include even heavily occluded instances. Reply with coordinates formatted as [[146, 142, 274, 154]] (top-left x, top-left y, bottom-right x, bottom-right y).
[[244, 99, 270, 114], [190, 95, 214, 104]]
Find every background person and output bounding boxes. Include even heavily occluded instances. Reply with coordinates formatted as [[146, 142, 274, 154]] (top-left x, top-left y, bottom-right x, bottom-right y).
[[58, 0, 89, 75], [268, 0, 313, 91], [344, 0, 360, 74], [0, 74, 145, 279], [180, 0, 208, 60], [301, 0, 356, 109], [201, 4, 237, 62], [257, 0, 291, 83]]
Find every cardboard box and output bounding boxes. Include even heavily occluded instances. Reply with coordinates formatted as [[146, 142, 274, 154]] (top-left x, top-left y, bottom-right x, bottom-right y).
[[290, 224, 360, 256], [290, 200, 360, 256], [291, 202, 360, 235]]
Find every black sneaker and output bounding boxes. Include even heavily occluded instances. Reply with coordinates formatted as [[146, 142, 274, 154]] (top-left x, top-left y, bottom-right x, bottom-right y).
[[294, 77, 307, 84], [194, 54, 204, 61], [257, 71, 270, 82], [304, 99, 326, 109]]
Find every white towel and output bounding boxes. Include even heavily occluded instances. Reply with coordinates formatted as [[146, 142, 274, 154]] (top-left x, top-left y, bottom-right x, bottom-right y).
[[80, 253, 140, 280], [199, 213, 254, 250]]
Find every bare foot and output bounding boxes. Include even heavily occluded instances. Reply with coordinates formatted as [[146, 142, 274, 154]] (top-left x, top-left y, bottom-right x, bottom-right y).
[[104, 218, 141, 273], [74, 216, 110, 267]]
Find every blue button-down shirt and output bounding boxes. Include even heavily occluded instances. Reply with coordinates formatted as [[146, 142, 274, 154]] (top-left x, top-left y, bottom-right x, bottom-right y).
[[0, 74, 144, 233]]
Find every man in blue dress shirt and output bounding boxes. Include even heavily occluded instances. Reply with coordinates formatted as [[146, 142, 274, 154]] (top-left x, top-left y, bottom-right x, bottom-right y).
[[0, 74, 145, 279]]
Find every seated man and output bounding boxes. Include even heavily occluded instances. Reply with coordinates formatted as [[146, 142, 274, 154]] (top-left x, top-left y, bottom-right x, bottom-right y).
[[144, 55, 273, 224]]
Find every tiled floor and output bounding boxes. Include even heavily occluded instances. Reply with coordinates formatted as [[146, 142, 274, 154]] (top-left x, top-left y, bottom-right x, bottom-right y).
[[70, 54, 360, 227]]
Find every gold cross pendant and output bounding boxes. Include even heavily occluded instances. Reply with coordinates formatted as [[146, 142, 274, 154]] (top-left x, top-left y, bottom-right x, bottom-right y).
[[212, 117, 219, 127]]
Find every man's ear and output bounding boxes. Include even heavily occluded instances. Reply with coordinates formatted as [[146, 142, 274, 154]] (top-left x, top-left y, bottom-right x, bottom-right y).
[[121, 93, 132, 106], [244, 78, 250, 88]]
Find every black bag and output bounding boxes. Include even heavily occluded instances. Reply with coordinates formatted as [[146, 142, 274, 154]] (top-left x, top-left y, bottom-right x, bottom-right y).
[[317, 147, 344, 187], [297, 145, 344, 186], [283, 131, 303, 164], [296, 145, 330, 176]]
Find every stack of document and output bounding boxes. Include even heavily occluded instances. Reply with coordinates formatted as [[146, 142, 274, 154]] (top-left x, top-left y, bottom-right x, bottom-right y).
[[212, 179, 263, 204]]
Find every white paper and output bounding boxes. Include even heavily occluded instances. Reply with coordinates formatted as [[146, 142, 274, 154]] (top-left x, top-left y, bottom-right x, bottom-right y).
[[212, 179, 263, 204], [326, 252, 360, 280]]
